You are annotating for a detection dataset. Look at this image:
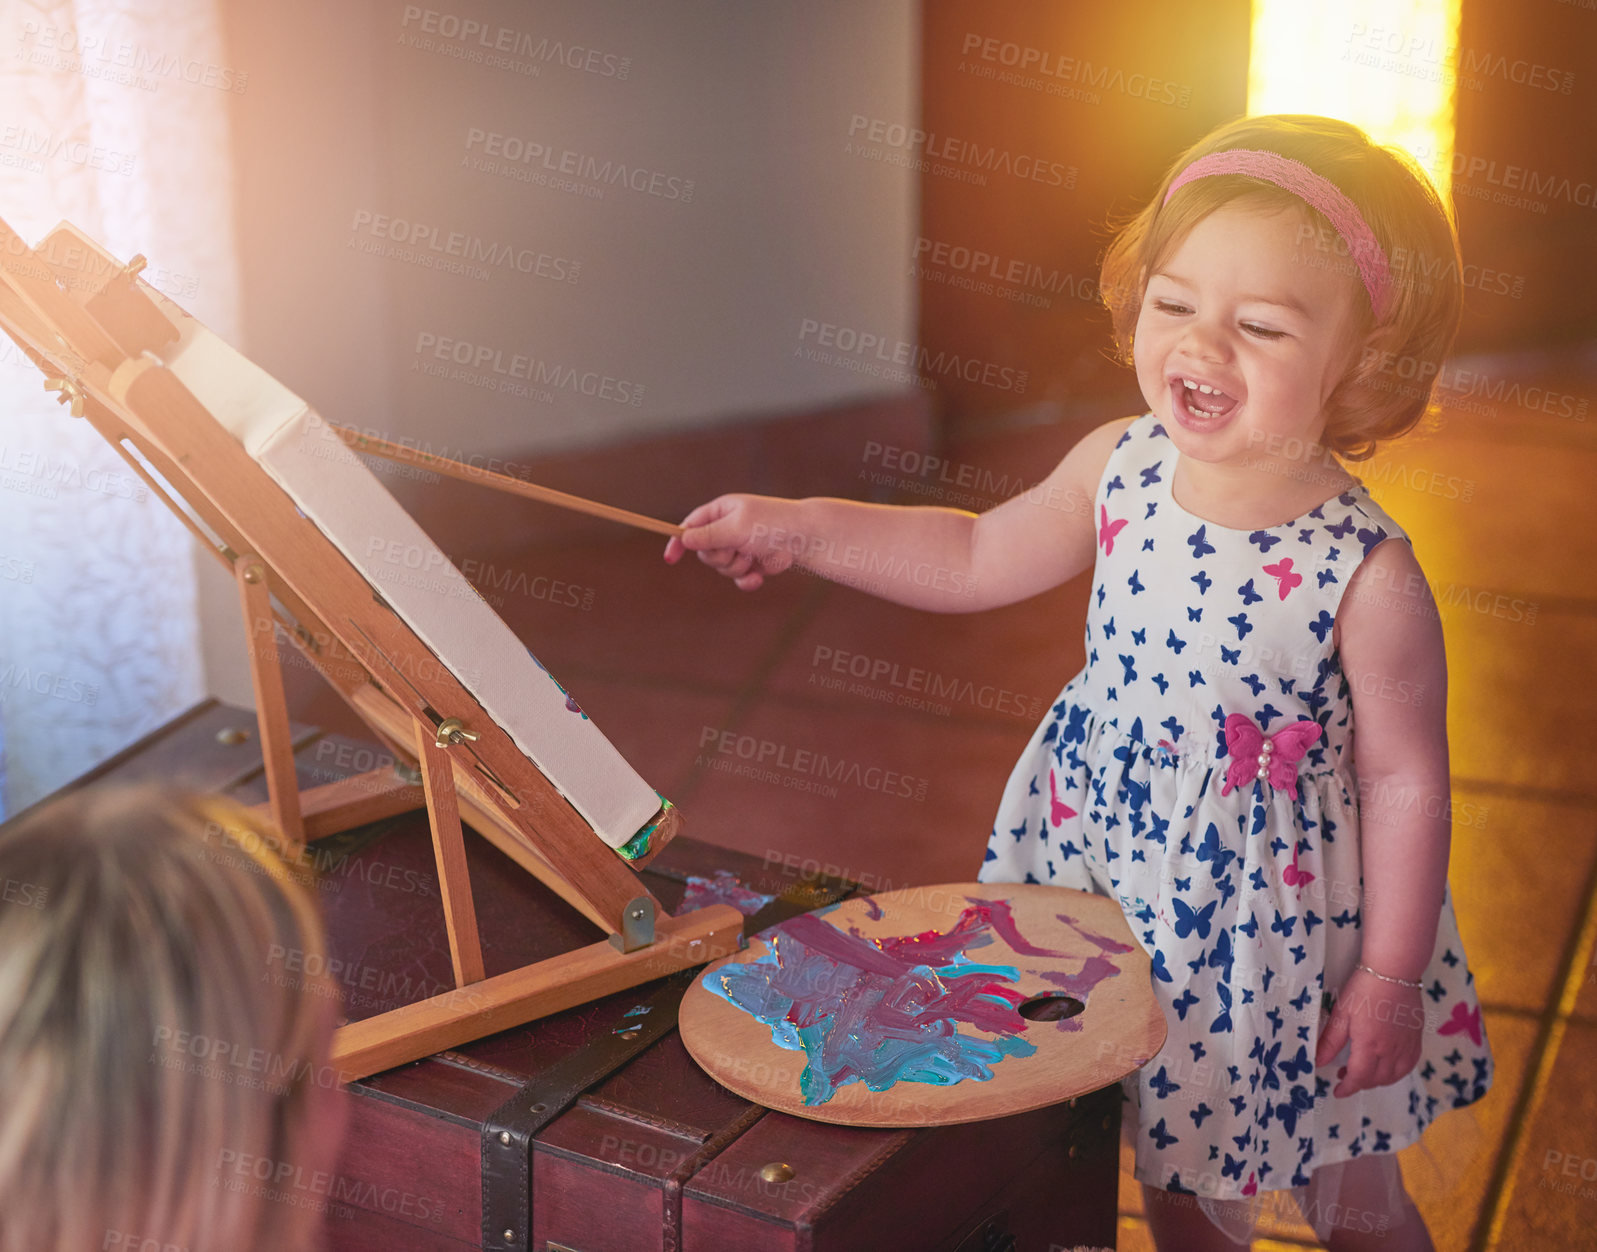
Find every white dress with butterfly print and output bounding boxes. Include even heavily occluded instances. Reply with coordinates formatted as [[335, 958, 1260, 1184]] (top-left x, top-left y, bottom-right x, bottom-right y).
[[979, 414, 1492, 1204]]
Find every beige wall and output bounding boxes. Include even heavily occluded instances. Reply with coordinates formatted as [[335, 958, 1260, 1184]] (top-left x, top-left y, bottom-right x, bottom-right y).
[[200, 0, 921, 705]]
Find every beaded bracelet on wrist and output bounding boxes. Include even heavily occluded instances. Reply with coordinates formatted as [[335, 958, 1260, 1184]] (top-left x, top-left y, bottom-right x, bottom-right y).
[[1356, 962, 1422, 989]]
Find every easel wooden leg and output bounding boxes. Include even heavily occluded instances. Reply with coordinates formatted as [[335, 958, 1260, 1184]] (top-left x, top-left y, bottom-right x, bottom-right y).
[[235, 555, 306, 846], [414, 719, 486, 987]]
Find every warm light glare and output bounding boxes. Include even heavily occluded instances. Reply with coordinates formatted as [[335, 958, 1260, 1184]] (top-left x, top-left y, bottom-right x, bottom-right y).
[[1247, 0, 1459, 200]]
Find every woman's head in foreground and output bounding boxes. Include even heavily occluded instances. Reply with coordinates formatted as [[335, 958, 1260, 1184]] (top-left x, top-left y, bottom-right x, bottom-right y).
[[0, 787, 344, 1252]]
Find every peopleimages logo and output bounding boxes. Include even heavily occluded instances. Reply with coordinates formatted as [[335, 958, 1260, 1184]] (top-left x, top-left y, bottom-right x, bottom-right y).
[[845, 115, 1075, 189]]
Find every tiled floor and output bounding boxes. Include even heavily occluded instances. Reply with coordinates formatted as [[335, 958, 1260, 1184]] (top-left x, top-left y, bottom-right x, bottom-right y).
[[297, 352, 1597, 1250]]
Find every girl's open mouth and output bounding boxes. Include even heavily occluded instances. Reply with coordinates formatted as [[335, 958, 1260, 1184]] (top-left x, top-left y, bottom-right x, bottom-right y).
[[1171, 377, 1240, 430]]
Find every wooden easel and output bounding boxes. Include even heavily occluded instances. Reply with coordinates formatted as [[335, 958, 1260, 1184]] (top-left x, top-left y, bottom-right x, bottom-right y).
[[0, 217, 743, 1080]]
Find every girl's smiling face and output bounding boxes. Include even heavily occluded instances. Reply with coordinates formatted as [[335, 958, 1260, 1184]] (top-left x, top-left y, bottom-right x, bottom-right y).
[[1133, 200, 1369, 471]]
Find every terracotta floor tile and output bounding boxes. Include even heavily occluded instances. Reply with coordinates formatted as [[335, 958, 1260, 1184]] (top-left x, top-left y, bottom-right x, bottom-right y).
[[1486, 1019, 1597, 1249], [762, 576, 1090, 726], [1447, 787, 1597, 1013], [1444, 608, 1597, 799], [1360, 432, 1595, 607], [475, 531, 824, 695], [672, 696, 1026, 890]]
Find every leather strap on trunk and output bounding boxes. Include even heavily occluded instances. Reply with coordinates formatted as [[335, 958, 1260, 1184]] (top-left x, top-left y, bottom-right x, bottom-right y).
[[480, 970, 693, 1252]]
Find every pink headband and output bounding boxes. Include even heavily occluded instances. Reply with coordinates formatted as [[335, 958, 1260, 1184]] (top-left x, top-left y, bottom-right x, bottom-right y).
[[1163, 149, 1391, 320]]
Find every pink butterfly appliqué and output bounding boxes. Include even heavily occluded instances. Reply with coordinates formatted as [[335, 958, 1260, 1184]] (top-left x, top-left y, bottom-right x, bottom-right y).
[[1048, 770, 1078, 827], [1282, 843, 1316, 897], [1438, 1001, 1484, 1047], [1262, 555, 1303, 600], [1219, 714, 1323, 796], [1098, 505, 1128, 555]]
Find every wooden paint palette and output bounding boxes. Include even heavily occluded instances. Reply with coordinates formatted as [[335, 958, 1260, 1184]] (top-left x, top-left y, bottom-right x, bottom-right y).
[[679, 882, 1167, 1127]]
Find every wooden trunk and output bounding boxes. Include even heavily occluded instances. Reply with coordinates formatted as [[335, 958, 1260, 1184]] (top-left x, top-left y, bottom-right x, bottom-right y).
[[11, 701, 1123, 1251]]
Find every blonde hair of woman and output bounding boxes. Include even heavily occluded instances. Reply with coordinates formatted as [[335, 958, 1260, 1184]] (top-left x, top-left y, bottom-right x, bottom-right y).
[[0, 786, 345, 1252]]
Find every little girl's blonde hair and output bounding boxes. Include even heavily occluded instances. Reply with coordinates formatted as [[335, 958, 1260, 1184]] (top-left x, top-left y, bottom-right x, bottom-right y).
[[1100, 114, 1463, 461], [0, 786, 339, 1252]]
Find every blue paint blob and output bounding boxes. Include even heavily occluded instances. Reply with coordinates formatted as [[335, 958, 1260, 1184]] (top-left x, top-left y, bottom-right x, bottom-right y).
[[704, 902, 1046, 1106]]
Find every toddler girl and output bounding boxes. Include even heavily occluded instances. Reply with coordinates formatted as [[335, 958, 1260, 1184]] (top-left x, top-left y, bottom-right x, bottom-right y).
[[665, 114, 1491, 1251]]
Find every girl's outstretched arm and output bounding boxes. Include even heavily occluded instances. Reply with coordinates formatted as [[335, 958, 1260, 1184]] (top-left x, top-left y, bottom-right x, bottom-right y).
[[1316, 538, 1451, 1098], [663, 416, 1133, 613]]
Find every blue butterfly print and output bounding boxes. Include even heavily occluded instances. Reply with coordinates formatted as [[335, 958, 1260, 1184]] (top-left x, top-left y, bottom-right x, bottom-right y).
[[1160, 715, 1184, 741], [1308, 610, 1335, 643], [1141, 537, 1155, 552], [1191, 1103, 1215, 1128], [1191, 569, 1213, 594], [1062, 705, 1090, 744], [1326, 515, 1356, 539], [1145, 501, 1158, 519], [1149, 1066, 1181, 1097], [1298, 528, 1314, 545], [1208, 928, 1235, 982], [1274, 1086, 1314, 1136], [1132, 626, 1147, 645], [983, 845, 996, 862], [1166, 629, 1187, 654], [1238, 913, 1259, 939], [1358, 525, 1389, 554], [1290, 944, 1306, 964], [1188, 525, 1216, 558], [1317, 568, 1339, 588], [1289, 985, 1313, 1011], [1280, 1045, 1314, 1083], [1149, 949, 1173, 982], [1303, 910, 1323, 935], [1187, 669, 1205, 688], [1172, 988, 1199, 1020], [1010, 820, 1028, 842], [1173, 875, 1192, 892], [1058, 838, 1082, 861], [1228, 611, 1253, 640], [1172, 897, 1217, 939], [1270, 910, 1298, 938], [1115, 428, 1134, 448], [1237, 578, 1263, 606], [1149, 1119, 1180, 1149], [1119, 653, 1138, 684], [1141, 461, 1164, 487], [1195, 824, 1236, 880], [1104, 474, 1124, 496], [1215, 874, 1237, 907], [1248, 866, 1268, 892], [1187, 606, 1202, 621], [1249, 530, 1282, 552], [1210, 982, 1234, 1034], [1152, 672, 1169, 695], [1102, 615, 1117, 639], [1128, 569, 1145, 595], [1096, 584, 1106, 606], [1242, 673, 1265, 695], [1220, 644, 1239, 664]]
